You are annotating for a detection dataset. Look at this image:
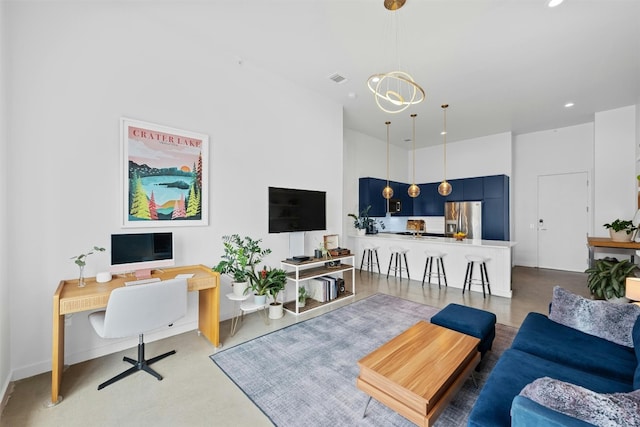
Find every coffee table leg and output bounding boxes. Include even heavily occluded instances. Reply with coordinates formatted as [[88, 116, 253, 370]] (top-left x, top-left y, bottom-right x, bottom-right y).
[[362, 396, 372, 418]]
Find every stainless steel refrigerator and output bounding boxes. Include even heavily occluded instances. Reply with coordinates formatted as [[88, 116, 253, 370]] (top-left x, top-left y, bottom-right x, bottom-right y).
[[444, 201, 482, 238]]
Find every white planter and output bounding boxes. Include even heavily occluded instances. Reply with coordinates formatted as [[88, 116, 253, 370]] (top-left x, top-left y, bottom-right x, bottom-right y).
[[254, 294, 267, 306], [356, 228, 366, 236], [232, 281, 249, 297], [609, 229, 633, 242], [269, 303, 284, 319], [298, 299, 306, 308]]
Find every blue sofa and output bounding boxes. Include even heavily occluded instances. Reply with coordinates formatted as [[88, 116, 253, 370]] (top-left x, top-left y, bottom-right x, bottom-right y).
[[468, 295, 640, 426]]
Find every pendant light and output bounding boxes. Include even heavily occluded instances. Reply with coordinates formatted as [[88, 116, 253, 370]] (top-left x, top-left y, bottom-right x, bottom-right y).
[[367, 0, 425, 114], [408, 113, 420, 197], [382, 121, 394, 199], [438, 104, 452, 196]]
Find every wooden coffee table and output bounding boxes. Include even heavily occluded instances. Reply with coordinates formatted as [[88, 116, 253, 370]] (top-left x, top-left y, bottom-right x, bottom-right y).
[[357, 321, 480, 426]]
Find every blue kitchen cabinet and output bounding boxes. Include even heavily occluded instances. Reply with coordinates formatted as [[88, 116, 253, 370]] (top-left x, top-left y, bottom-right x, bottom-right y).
[[359, 177, 388, 217], [445, 179, 465, 202], [483, 175, 508, 199], [463, 177, 484, 200], [413, 183, 445, 216], [393, 181, 414, 216], [483, 197, 510, 240]]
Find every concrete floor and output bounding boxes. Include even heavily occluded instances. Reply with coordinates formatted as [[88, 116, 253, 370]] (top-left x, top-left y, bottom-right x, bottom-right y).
[[0, 266, 590, 427]]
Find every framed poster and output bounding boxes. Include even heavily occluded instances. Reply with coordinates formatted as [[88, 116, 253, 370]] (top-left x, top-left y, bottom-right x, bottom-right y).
[[121, 118, 209, 227]]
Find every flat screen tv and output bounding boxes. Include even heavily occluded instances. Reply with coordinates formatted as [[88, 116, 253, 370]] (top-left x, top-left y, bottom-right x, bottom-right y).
[[268, 187, 326, 233], [110, 232, 174, 278]]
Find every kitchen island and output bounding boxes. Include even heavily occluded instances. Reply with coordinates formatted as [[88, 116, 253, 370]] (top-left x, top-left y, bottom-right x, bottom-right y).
[[347, 233, 516, 298]]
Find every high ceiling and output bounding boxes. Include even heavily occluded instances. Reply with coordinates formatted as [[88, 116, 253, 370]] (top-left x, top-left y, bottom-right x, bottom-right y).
[[204, 0, 640, 147]]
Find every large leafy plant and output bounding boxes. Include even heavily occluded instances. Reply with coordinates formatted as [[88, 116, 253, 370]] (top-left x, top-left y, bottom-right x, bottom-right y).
[[348, 205, 385, 232], [213, 234, 271, 282], [246, 266, 287, 298], [585, 257, 638, 299], [603, 219, 636, 234]]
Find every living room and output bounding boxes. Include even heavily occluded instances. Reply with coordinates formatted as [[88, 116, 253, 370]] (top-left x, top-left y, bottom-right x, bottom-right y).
[[1, 1, 640, 426]]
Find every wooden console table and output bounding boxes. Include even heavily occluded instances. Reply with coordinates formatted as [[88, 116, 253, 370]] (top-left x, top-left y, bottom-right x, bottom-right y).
[[587, 237, 640, 268], [51, 264, 219, 406]]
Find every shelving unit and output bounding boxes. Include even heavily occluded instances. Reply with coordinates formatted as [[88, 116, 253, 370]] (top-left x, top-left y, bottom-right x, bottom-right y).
[[281, 254, 355, 315]]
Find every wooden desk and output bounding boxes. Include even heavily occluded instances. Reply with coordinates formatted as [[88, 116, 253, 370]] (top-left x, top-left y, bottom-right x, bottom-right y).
[[587, 237, 640, 267], [51, 264, 219, 405]]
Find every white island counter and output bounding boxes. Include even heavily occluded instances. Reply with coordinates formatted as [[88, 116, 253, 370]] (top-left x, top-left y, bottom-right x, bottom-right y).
[[346, 233, 516, 298]]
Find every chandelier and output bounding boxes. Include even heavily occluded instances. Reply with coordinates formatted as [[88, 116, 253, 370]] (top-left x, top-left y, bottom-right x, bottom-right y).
[[367, 0, 425, 114]]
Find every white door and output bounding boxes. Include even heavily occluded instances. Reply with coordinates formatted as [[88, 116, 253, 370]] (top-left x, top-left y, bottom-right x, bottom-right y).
[[537, 172, 589, 272]]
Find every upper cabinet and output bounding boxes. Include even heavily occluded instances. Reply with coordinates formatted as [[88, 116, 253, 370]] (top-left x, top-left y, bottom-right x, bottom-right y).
[[463, 177, 484, 200], [413, 183, 445, 216], [359, 177, 388, 217]]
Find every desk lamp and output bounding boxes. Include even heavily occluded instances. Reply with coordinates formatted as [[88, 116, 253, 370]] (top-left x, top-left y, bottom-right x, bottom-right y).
[[625, 277, 640, 306]]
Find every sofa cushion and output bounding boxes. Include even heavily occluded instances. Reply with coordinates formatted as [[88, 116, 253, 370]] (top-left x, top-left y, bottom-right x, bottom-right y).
[[520, 377, 640, 426], [512, 312, 636, 383], [549, 286, 640, 347], [468, 349, 633, 427]]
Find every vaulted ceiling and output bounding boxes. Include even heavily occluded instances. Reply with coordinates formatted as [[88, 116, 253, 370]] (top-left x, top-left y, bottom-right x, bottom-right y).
[[205, 0, 640, 147]]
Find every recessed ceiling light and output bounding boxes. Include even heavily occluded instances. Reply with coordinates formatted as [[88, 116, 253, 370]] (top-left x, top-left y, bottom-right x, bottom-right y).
[[548, 0, 564, 8], [564, 102, 575, 108], [440, 131, 447, 135]]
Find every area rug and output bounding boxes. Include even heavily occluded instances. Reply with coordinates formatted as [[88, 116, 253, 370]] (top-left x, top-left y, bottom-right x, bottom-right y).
[[210, 294, 517, 426]]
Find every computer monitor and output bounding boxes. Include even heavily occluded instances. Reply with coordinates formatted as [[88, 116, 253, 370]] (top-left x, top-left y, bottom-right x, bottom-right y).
[[110, 232, 174, 279]]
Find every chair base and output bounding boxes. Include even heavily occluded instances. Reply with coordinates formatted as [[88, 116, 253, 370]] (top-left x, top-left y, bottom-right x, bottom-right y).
[[97, 335, 175, 390]]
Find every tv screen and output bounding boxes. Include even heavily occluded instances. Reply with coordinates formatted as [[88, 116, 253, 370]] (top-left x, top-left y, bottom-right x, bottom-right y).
[[110, 232, 174, 276], [268, 187, 326, 233]]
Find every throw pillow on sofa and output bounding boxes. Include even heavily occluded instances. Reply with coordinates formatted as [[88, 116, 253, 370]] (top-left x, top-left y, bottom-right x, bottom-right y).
[[549, 286, 640, 347], [520, 377, 640, 426]]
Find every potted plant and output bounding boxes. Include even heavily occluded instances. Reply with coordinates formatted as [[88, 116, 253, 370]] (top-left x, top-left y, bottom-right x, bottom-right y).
[[213, 234, 271, 296], [603, 219, 637, 242], [585, 257, 638, 302], [70, 246, 105, 287], [298, 286, 310, 308], [348, 205, 385, 235], [247, 265, 285, 307], [266, 268, 287, 319]]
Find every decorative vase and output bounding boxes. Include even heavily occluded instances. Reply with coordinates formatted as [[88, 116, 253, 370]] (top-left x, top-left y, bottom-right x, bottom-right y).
[[299, 298, 306, 308], [232, 281, 249, 297], [78, 265, 86, 288], [610, 229, 633, 242], [269, 302, 284, 319], [356, 228, 366, 236], [254, 293, 267, 306]]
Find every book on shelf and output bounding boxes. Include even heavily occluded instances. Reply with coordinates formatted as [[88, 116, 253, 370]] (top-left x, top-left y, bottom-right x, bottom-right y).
[[308, 275, 340, 303]]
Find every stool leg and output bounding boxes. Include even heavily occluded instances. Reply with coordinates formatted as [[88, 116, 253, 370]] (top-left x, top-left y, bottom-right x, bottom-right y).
[[386, 254, 393, 279], [403, 253, 410, 280], [480, 262, 486, 298], [360, 250, 366, 270], [422, 258, 429, 287], [396, 254, 401, 279], [374, 250, 381, 274], [427, 257, 434, 285], [436, 257, 441, 288], [440, 258, 448, 287], [482, 262, 491, 296], [367, 250, 372, 272], [462, 262, 473, 295]]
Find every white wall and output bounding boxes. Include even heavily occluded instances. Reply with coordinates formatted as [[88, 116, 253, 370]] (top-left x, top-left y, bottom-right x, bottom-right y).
[[413, 132, 513, 183], [512, 123, 595, 267], [0, 0, 11, 404], [594, 105, 638, 235], [6, 3, 343, 380]]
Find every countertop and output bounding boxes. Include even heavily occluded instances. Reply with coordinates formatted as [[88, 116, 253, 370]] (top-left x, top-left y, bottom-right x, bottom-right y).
[[351, 232, 516, 249]]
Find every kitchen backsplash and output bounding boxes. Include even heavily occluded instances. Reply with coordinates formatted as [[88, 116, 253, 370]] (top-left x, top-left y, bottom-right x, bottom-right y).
[[377, 216, 445, 233]]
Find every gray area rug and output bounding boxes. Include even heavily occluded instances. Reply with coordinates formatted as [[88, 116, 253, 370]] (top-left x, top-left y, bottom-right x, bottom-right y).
[[211, 294, 517, 426]]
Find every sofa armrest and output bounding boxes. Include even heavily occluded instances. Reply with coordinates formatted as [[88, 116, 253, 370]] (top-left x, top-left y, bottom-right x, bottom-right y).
[[511, 396, 596, 427]]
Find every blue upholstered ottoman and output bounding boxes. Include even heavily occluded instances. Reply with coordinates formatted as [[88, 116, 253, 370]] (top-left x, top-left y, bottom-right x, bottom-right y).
[[431, 303, 496, 357]]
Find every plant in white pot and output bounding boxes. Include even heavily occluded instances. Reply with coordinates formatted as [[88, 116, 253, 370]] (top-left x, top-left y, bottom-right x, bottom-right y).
[[266, 268, 287, 319], [213, 234, 271, 297], [298, 286, 310, 308], [603, 219, 637, 242]]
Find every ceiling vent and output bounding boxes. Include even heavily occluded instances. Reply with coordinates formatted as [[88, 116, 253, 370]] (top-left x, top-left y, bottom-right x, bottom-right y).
[[328, 73, 347, 84]]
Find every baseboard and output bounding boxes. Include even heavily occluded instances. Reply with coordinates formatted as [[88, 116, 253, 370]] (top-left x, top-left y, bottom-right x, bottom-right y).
[[0, 375, 14, 417]]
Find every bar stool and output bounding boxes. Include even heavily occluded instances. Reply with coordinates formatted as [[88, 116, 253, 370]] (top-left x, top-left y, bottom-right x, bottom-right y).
[[387, 246, 410, 280], [463, 255, 492, 298], [422, 250, 448, 288], [360, 244, 381, 274]]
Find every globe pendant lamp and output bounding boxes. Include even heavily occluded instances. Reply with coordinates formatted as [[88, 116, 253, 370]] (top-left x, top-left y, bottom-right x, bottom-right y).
[[367, 0, 425, 114], [438, 104, 452, 196], [382, 121, 394, 200], [408, 113, 420, 198]]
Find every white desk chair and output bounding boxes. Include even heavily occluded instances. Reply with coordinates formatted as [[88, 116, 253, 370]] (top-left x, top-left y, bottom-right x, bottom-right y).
[[89, 278, 188, 390]]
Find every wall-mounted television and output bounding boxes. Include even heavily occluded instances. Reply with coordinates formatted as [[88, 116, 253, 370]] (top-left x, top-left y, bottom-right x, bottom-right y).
[[110, 232, 174, 278], [268, 187, 326, 233]]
